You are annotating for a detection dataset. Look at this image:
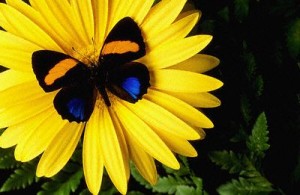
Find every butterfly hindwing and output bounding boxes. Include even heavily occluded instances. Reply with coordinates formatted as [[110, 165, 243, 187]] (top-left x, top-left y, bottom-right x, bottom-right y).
[[32, 50, 89, 92], [100, 17, 146, 67], [107, 62, 150, 103], [54, 83, 95, 122]]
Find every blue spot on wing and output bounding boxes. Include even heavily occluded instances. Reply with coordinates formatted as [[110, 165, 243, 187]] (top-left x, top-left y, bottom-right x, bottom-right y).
[[67, 98, 85, 121], [122, 77, 141, 100]]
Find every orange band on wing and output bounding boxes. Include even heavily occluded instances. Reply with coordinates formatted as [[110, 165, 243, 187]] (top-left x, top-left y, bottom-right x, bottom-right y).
[[45, 58, 78, 85], [102, 41, 140, 55]]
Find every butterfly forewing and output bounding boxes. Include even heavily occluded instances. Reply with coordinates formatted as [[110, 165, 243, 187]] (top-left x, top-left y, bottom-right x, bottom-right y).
[[100, 17, 146, 67], [32, 50, 89, 92]]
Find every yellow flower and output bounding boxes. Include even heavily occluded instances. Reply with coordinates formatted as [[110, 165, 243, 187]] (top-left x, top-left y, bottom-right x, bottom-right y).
[[0, 0, 223, 194]]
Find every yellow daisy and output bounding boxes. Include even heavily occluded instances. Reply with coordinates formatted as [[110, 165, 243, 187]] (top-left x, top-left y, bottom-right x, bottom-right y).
[[0, 0, 223, 194]]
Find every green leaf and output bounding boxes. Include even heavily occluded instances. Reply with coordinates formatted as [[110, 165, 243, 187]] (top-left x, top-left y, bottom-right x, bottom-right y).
[[234, 0, 249, 22], [127, 191, 144, 195], [287, 18, 300, 59], [217, 177, 273, 195], [38, 169, 83, 195], [176, 185, 198, 195], [152, 175, 183, 194], [209, 151, 244, 174], [0, 148, 19, 169], [0, 162, 37, 192], [246, 112, 270, 159]]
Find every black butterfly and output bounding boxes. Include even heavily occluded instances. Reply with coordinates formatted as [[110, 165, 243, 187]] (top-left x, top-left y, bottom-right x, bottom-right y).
[[32, 17, 150, 123]]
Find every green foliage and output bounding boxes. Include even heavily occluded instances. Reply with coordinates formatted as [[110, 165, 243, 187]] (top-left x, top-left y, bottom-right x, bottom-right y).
[[234, 0, 249, 22], [0, 161, 38, 192], [217, 177, 272, 195], [286, 18, 300, 59], [130, 157, 207, 194], [38, 169, 83, 195], [246, 112, 269, 159], [210, 113, 273, 194], [0, 148, 19, 169]]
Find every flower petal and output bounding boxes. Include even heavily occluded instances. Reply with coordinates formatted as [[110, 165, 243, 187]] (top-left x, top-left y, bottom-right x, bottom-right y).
[[109, 108, 130, 180], [146, 11, 200, 49], [146, 89, 214, 128], [0, 81, 46, 108], [170, 54, 220, 73], [122, 100, 200, 140], [114, 101, 179, 169], [127, 0, 155, 24], [0, 93, 54, 128], [0, 70, 35, 91], [141, 0, 187, 37], [151, 69, 223, 93], [5, 0, 65, 52], [99, 106, 127, 194], [37, 122, 84, 177], [29, 0, 81, 51], [140, 35, 212, 70], [0, 31, 42, 71], [127, 136, 157, 185], [166, 91, 221, 108], [84, 107, 104, 195], [0, 107, 52, 148], [155, 129, 197, 157], [15, 110, 67, 162], [92, 0, 108, 45], [70, 0, 94, 44], [0, 3, 61, 51]]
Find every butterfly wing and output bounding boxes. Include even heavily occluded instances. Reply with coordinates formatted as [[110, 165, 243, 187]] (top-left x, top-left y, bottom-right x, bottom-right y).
[[54, 83, 95, 122], [107, 62, 150, 103], [32, 50, 95, 122], [32, 50, 89, 92], [100, 17, 146, 67]]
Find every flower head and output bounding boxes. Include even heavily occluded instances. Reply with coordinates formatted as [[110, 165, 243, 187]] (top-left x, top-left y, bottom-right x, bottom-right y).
[[0, 0, 223, 194]]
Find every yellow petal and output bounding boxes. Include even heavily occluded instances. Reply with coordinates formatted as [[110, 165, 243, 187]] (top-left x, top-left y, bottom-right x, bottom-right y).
[[141, 0, 187, 37], [15, 110, 67, 162], [109, 108, 130, 180], [122, 100, 200, 140], [127, 136, 157, 185], [127, 0, 155, 24], [99, 106, 127, 194], [151, 69, 223, 93], [0, 81, 46, 108], [84, 107, 104, 195], [92, 0, 108, 45], [0, 93, 54, 128], [0, 107, 52, 148], [170, 54, 220, 73], [70, 0, 94, 44], [107, 0, 133, 31], [5, 0, 65, 52], [0, 31, 42, 71], [0, 70, 35, 91], [146, 89, 214, 128], [114, 101, 179, 169], [146, 11, 200, 49], [0, 3, 61, 51], [155, 129, 197, 157], [140, 35, 212, 70], [37, 122, 84, 177], [167, 91, 221, 108], [29, 0, 81, 50]]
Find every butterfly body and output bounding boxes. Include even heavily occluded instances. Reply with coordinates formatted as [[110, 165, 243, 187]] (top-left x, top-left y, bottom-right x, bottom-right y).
[[32, 17, 150, 122]]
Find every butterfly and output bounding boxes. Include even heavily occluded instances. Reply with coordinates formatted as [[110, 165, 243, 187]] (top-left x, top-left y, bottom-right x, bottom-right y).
[[32, 17, 150, 123]]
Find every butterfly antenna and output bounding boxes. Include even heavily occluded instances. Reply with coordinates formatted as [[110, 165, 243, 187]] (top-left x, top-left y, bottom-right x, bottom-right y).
[[72, 47, 95, 65]]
